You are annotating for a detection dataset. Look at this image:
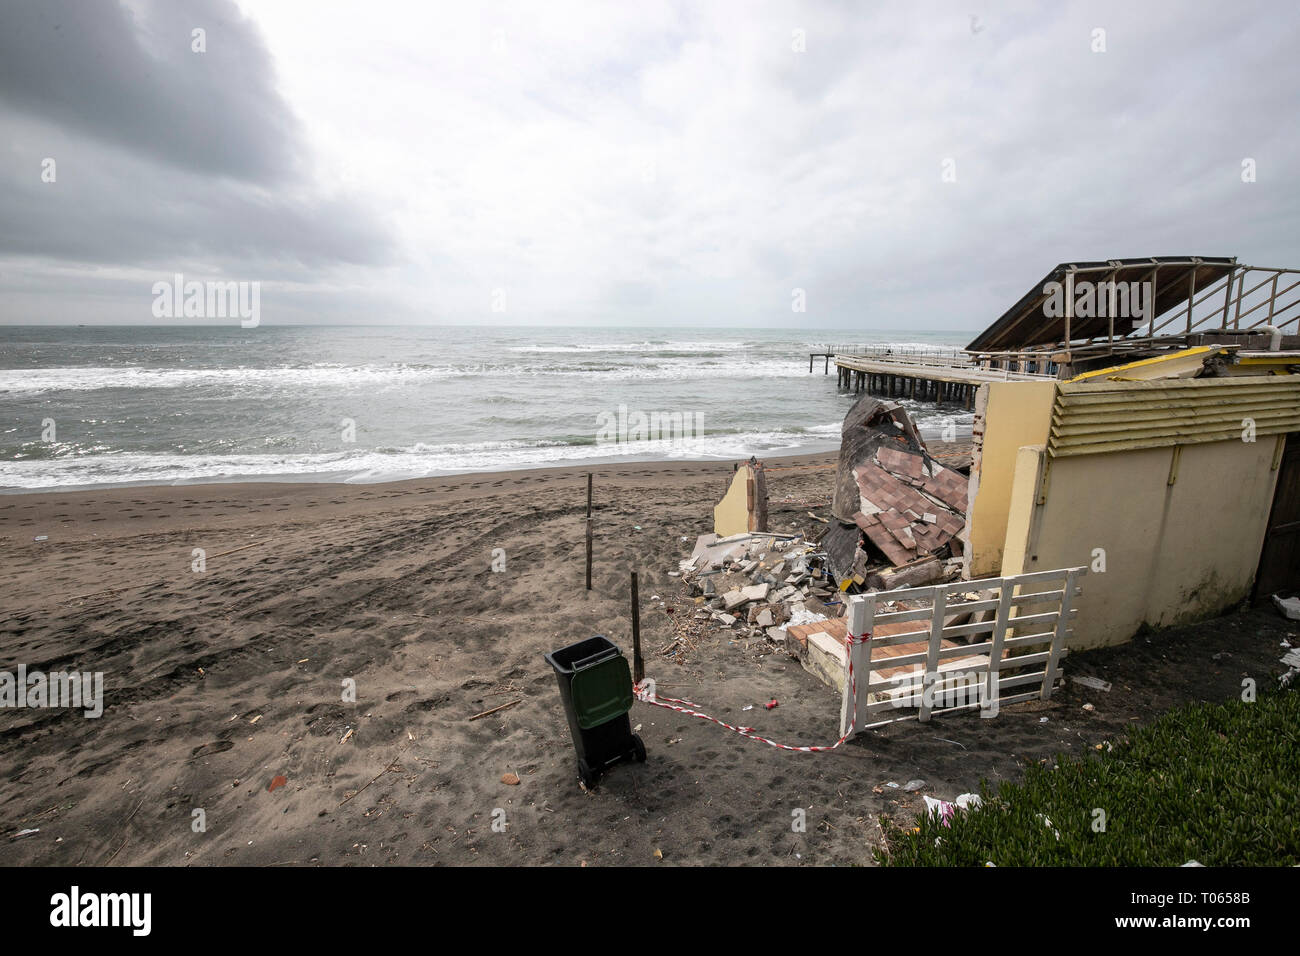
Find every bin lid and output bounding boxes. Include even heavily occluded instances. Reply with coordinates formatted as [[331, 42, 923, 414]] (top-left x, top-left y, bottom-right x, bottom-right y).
[[571, 655, 634, 730]]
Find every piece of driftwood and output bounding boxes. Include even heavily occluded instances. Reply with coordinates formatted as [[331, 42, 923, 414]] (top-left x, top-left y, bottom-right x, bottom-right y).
[[585, 473, 593, 591], [336, 745, 411, 808], [205, 541, 264, 559], [865, 554, 943, 591], [468, 698, 523, 721]]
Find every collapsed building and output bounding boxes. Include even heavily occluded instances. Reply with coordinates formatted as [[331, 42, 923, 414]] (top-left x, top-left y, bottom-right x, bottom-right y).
[[685, 255, 1299, 716], [678, 400, 978, 671], [830, 255, 1300, 652]]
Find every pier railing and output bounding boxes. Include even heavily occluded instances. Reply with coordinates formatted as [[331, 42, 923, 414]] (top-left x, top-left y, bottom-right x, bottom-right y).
[[817, 344, 966, 360]]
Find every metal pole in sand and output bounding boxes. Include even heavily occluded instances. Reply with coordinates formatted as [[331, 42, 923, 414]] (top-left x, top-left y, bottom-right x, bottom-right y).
[[585, 473, 593, 590], [631, 570, 644, 684]]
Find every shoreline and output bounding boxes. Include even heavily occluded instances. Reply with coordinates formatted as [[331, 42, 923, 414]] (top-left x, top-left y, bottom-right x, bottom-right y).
[[0, 451, 845, 547], [0, 447, 841, 499], [0, 424, 974, 497], [0, 438, 974, 505]]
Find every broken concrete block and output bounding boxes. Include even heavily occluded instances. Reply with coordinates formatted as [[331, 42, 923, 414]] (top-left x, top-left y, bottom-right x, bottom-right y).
[[689, 532, 720, 560], [805, 631, 847, 693], [722, 590, 747, 611], [716, 612, 737, 626], [757, 608, 774, 627], [740, 583, 769, 603]]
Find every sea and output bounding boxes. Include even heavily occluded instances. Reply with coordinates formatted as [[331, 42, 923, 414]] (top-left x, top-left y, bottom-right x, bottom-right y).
[[0, 326, 973, 491]]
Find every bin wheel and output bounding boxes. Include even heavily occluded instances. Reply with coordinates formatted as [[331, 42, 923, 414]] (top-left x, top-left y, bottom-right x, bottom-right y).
[[631, 734, 647, 763], [578, 759, 599, 789]]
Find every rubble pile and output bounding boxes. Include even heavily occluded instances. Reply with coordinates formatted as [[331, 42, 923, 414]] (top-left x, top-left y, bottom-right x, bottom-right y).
[[824, 396, 970, 590], [679, 532, 838, 643], [676, 397, 976, 652]]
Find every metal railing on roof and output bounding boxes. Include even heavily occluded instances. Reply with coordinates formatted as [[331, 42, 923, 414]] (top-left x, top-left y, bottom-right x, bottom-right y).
[[967, 261, 1299, 369]]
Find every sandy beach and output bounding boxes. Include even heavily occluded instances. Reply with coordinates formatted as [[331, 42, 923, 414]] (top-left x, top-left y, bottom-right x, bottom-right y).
[[0, 451, 1293, 867]]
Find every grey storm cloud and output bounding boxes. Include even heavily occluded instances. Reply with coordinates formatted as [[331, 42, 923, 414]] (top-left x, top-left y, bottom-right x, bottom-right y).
[[0, 0, 395, 281], [0, 0, 299, 181]]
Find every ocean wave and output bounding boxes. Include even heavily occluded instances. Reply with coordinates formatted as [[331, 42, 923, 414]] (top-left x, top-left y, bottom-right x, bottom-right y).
[[0, 358, 818, 394], [0, 427, 849, 490], [507, 340, 758, 353]]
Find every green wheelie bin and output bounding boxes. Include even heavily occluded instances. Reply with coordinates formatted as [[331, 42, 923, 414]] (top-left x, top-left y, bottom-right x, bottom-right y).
[[544, 635, 646, 788]]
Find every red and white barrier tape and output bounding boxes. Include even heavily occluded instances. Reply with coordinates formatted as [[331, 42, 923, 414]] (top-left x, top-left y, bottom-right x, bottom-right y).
[[635, 632, 868, 752]]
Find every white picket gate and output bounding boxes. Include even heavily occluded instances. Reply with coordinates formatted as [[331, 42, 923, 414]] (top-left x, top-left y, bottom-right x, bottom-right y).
[[839, 567, 1085, 736]]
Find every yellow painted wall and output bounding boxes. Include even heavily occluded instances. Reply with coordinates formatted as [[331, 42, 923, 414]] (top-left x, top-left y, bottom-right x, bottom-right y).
[[713, 467, 751, 537], [965, 381, 1057, 578], [1000, 437, 1282, 649]]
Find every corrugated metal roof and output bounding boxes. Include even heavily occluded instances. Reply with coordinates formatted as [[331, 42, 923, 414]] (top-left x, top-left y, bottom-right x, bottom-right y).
[[1046, 376, 1300, 457], [968, 256, 1238, 353]]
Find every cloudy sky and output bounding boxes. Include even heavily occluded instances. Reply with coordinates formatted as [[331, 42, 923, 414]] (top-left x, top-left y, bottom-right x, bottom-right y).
[[1, 0, 1297, 329]]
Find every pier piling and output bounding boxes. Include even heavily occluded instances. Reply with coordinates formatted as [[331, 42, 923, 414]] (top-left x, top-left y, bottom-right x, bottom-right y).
[[826, 348, 1050, 409]]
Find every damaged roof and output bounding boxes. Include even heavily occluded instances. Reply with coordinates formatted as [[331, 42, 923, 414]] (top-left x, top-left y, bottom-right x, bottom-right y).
[[966, 256, 1238, 353], [852, 452, 967, 567]]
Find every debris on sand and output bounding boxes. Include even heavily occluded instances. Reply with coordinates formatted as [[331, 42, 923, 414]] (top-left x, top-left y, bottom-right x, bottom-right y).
[[1272, 594, 1300, 621], [675, 402, 974, 659], [678, 530, 837, 648], [1072, 675, 1112, 693]]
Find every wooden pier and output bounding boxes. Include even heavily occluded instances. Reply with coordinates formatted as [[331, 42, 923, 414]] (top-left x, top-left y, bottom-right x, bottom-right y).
[[831, 353, 1051, 409], [809, 344, 966, 374]]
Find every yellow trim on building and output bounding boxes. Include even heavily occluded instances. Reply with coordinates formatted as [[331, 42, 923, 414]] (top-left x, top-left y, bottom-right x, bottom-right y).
[[1068, 346, 1223, 383]]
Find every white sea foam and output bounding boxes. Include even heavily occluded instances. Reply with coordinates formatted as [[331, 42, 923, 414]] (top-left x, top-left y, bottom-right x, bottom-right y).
[[0, 426, 856, 490], [0, 358, 821, 395]]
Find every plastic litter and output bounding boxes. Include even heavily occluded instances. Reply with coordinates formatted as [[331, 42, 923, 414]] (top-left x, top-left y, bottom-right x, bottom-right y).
[[1072, 675, 1112, 692], [923, 792, 982, 827], [1273, 594, 1300, 621]]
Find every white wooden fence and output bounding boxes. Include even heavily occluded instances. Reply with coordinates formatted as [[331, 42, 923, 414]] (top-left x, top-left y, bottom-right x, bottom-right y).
[[839, 567, 1085, 736]]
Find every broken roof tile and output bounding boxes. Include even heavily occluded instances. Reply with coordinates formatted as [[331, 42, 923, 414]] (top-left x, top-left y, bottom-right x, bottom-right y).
[[854, 511, 916, 566], [854, 461, 941, 519], [920, 465, 969, 512], [876, 446, 927, 480]]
